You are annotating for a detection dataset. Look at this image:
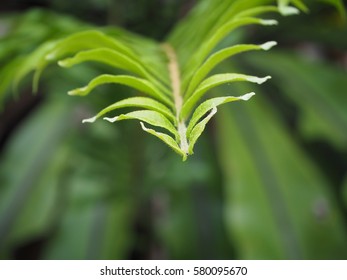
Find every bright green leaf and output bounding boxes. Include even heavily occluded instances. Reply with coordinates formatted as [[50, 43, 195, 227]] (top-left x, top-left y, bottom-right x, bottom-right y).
[[103, 110, 179, 139], [188, 107, 217, 155], [68, 74, 173, 108], [82, 97, 175, 124], [183, 17, 278, 76], [140, 122, 186, 160], [186, 92, 255, 137], [184, 41, 276, 97], [58, 48, 171, 96], [181, 73, 270, 119], [58, 48, 149, 78], [45, 30, 137, 62]]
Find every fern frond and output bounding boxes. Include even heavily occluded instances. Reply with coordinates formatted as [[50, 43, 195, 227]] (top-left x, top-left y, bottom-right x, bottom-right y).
[[8, 0, 309, 160]]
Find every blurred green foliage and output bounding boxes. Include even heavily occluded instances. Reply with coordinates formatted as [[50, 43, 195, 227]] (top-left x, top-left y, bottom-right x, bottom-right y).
[[0, 0, 347, 259]]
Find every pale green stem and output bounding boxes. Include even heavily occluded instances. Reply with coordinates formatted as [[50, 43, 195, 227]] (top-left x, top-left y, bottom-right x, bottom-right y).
[[162, 43, 189, 155]]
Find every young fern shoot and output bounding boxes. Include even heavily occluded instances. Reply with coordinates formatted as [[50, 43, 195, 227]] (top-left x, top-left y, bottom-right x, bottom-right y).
[[11, 0, 307, 160]]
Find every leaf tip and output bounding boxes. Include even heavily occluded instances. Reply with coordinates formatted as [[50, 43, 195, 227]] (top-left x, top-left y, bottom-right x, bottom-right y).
[[211, 106, 218, 115], [57, 59, 69, 68], [140, 121, 148, 131], [103, 116, 118, 123], [182, 154, 188, 161], [239, 92, 255, 101], [260, 19, 278, 26], [247, 76, 271, 84], [279, 6, 300, 16], [82, 116, 97, 123], [68, 86, 87, 96], [261, 41, 277, 51], [45, 53, 56, 61]]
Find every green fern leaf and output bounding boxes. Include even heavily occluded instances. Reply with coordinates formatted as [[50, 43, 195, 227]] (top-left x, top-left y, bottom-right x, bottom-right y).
[[68, 74, 173, 107], [186, 92, 255, 137], [184, 41, 277, 97], [7, 0, 311, 160], [181, 74, 270, 119], [82, 97, 175, 124], [103, 110, 179, 140]]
